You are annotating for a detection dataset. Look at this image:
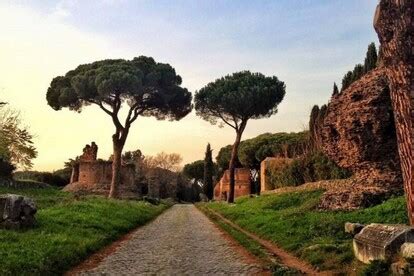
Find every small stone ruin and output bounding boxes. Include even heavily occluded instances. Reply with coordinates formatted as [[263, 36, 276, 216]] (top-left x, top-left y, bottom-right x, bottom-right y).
[[64, 142, 138, 199], [0, 194, 37, 229], [214, 168, 251, 201]]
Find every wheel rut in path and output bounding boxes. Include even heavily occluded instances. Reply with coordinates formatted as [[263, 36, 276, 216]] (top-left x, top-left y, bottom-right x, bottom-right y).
[[206, 208, 327, 275], [74, 204, 265, 275]]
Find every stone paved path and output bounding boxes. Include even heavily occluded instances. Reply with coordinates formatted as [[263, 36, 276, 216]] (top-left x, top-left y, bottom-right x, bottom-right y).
[[79, 204, 263, 275]]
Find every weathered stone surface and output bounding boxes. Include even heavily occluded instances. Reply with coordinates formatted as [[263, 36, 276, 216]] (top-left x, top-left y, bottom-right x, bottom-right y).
[[79, 142, 98, 162], [260, 157, 293, 192], [401, 242, 414, 260], [322, 68, 400, 181], [319, 68, 403, 210], [0, 194, 37, 229], [214, 168, 251, 201], [78, 205, 263, 275], [374, 0, 414, 225], [345, 222, 365, 236], [353, 223, 414, 264]]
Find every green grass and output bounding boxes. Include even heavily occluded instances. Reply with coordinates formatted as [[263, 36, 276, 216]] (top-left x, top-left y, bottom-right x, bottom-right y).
[[0, 186, 168, 275], [202, 190, 408, 272]]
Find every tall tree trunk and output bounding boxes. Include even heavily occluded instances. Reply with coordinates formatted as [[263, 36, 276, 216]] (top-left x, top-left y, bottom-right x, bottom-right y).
[[374, 1, 414, 224], [228, 120, 247, 203], [109, 130, 128, 198]]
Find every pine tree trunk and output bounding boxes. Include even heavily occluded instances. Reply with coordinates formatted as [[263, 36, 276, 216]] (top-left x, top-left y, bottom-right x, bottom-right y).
[[227, 120, 248, 203], [228, 130, 243, 203], [109, 133, 126, 199], [374, 0, 414, 224]]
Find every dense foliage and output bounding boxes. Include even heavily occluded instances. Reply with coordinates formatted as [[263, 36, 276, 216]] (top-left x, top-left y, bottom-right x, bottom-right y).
[[309, 104, 327, 149], [183, 160, 205, 183], [341, 42, 378, 92], [267, 151, 351, 189], [216, 132, 309, 172], [0, 108, 37, 172], [203, 143, 214, 199], [13, 170, 69, 187]]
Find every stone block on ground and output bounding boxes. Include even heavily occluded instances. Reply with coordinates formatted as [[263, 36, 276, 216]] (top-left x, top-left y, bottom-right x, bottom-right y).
[[401, 242, 414, 261], [0, 194, 37, 229], [353, 223, 414, 264]]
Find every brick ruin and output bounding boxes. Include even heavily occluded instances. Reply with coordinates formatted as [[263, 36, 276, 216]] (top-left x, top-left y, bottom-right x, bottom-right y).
[[374, 0, 414, 224], [64, 142, 139, 199], [214, 168, 251, 201]]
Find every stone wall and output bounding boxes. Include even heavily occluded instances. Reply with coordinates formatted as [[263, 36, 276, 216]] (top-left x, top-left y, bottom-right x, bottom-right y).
[[318, 68, 403, 210], [214, 168, 251, 201]]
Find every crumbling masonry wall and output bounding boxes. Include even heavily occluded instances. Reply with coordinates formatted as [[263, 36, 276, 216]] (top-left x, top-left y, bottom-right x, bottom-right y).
[[64, 142, 139, 199], [214, 168, 251, 201]]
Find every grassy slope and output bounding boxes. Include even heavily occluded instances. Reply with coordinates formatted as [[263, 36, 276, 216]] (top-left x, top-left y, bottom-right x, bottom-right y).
[[0, 187, 168, 275], [203, 190, 407, 272]]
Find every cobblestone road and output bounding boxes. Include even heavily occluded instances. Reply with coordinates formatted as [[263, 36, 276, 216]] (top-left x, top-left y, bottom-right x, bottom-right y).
[[79, 204, 263, 275]]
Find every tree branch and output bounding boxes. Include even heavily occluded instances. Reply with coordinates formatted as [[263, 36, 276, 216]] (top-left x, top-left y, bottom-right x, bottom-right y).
[[207, 107, 236, 130], [127, 107, 145, 126], [90, 100, 124, 131]]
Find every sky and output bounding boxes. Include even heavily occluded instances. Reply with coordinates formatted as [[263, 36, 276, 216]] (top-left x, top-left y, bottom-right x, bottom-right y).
[[0, 0, 379, 171]]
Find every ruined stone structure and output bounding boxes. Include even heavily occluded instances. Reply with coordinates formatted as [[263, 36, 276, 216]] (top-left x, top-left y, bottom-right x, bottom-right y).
[[214, 168, 251, 201], [322, 68, 400, 178], [319, 68, 403, 210], [260, 157, 293, 192], [64, 143, 139, 199], [374, 0, 414, 224]]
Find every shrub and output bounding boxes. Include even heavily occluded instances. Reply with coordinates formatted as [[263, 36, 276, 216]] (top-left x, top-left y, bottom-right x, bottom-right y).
[[13, 171, 69, 187], [268, 152, 351, 189]]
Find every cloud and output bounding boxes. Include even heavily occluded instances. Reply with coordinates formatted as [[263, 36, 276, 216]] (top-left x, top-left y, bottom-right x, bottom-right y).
[[52, 0, 78, 19]]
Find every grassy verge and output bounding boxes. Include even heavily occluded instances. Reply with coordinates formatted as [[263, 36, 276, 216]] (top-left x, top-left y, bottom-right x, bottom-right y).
[[0, 186, 169, 275], [201, 190, 407, 273]]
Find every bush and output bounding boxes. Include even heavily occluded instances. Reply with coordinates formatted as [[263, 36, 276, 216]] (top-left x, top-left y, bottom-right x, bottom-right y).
[[268, 152, 351, 188], [13, 170, 69, 187]]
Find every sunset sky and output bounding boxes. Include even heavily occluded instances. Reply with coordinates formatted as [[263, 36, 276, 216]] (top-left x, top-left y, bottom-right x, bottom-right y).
[[1, 0, 378, 171]]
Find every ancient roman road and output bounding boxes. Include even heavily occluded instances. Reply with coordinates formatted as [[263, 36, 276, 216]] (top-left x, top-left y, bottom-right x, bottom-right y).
[[78, 204, 264, 275]]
